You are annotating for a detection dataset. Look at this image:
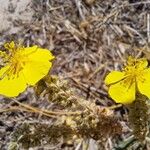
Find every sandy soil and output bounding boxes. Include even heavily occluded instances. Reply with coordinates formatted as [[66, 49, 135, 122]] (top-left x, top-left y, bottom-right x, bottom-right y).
[[0, 0, 33, 34]]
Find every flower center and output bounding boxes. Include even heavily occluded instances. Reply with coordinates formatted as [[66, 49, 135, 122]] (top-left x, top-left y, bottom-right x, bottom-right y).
[[0, 43, 28, 79], [9, 50, 26, 76], [123, 63, 145, 85]]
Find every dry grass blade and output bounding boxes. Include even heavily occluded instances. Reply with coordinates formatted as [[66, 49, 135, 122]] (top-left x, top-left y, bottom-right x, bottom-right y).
[[10, 98, 81, 117]]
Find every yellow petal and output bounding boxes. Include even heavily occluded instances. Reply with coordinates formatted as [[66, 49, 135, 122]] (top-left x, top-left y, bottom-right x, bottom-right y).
[[108, 81, 135, 104], [137, 68, 150, 98], [24, 46, 55, 61], [105, 71, 125, 85], [23, 61, 52, 85], [22, 46, 54, 85], [0, 66, 27, 97]]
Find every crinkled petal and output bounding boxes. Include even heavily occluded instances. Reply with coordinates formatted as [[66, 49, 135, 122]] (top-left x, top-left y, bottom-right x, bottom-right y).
[[108, 81, 135, 104], [22, 46, 54, 85], [24, 46, 55, 61], [23, 61, 52, 85], [137, 68, 150, 98], [0, 66, 27, 97], [105, 71, 125, 85]]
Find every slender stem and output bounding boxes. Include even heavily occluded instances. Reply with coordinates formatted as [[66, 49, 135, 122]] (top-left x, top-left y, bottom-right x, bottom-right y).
[[108, 104, 123, 110], [0, 106, 57, 118], [11, 98, 81, 116]]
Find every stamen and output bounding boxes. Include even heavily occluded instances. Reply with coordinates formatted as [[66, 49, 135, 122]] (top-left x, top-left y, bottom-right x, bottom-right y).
[[0, 42, 27, 80]]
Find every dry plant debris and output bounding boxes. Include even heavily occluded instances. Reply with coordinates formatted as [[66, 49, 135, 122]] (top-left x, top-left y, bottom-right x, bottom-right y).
[[1, 0, 150, 149]]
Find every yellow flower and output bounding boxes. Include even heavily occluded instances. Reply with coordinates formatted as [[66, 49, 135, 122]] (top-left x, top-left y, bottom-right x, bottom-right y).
[[105, 57, 150, 104], [0, 41, 54, 97]]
